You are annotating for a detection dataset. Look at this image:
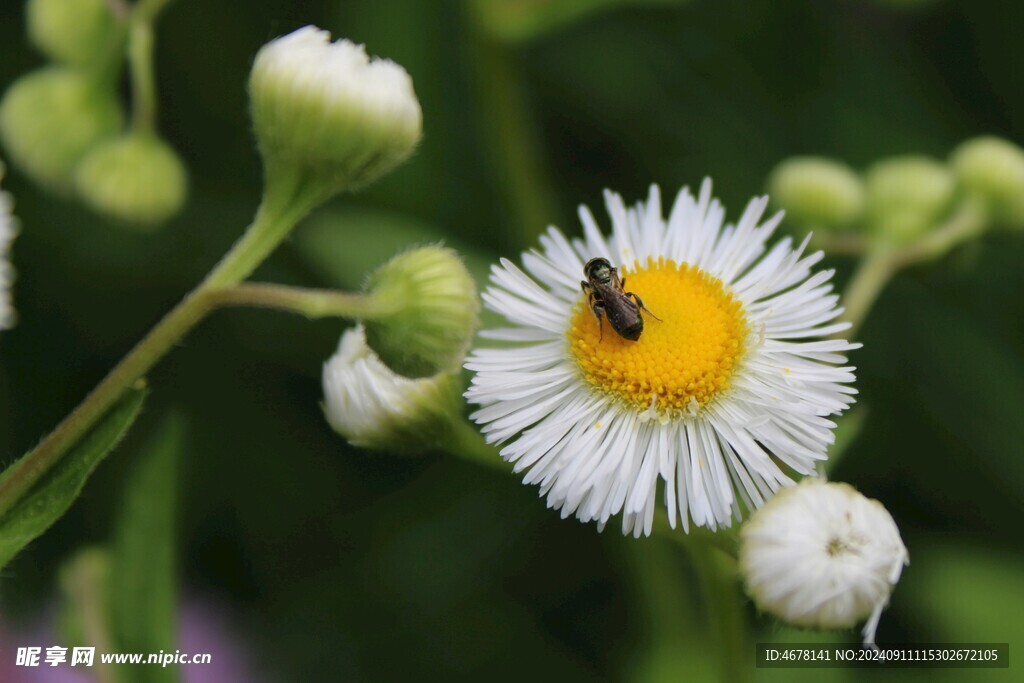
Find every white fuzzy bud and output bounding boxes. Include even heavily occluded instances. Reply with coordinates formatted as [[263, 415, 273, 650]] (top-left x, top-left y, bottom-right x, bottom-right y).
[[322, 325, 461, 454], [249, 26, 422, 196], [740, 478, 908, 645]]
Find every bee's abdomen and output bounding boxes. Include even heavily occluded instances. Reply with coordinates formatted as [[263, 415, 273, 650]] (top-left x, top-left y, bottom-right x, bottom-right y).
[[608, 306, 644, 341], [618, 320, 643, 340]]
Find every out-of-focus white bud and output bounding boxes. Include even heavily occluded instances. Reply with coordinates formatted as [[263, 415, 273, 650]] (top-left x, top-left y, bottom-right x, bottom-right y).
[[249, 26, 422, 202], [74, 133, 188, 227], [739, 478, 909, 645], [322, 325, 461, 454]]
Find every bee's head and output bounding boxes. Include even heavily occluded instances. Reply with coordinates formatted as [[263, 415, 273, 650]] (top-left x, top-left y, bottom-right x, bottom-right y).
[[585, 257, 614, 283]]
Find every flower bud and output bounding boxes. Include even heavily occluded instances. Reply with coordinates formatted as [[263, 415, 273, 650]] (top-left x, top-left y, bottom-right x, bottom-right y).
[[740, 478, 908, 645], [767, 157, 864, 230], [864, 155, 954, 243], [27, 0, 120, 67], [74, 133, 187, 226], [249, 26, 422, 200], [950, 136, 1024, 227], [0, 162, 17, 331], [322, 325, 461, 454], [0, 68, 122, 191], [362, 246, 480, 379]]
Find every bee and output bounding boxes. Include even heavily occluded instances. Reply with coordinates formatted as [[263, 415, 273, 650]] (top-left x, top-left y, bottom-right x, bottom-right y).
[[581, 257, 660, 341]]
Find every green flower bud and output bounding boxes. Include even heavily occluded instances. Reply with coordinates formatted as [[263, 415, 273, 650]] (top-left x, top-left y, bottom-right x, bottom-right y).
[[74, 133, 187, 226], [767, 157, 865, 230], [27, 0, 120, 67], [950, 136, 1024, 227], [0, 67, 122, 190], [363, 246, 480, 379], [249, 26, 422, 202], [864, 155, 954, 243], [322, 325, 462, 454]]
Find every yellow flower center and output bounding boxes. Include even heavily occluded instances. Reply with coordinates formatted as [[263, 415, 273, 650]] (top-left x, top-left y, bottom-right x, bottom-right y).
[[569, 258, 748, 417]]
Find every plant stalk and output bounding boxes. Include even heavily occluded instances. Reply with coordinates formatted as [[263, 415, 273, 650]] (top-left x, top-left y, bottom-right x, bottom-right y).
[[0, 196, 305, 518]]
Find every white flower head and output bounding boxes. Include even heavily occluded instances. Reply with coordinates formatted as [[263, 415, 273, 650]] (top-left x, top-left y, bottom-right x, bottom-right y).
[[739, 478, 908, 645], [249, 25, 422, 192], [465, 180, 859, 536], [0, 162, 17, 330], [322, 325, 460, 454]]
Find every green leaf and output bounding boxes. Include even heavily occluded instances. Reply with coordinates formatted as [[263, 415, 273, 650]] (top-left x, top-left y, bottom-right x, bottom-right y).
[[906, 545, 1024, 644], [900, 545, 1024, 683], [0, 387, 146, 571], [110, 411, 184, 683]]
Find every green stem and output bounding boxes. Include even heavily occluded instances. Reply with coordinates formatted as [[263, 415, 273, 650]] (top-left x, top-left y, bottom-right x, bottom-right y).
[[126, 0, 175, 133], [128, 20, 157, 133], [891, 199, 986, 267], [466, 11, 559, 248], [836, 247, 898, 339], [684, 543, 752, 683], [445, 419, 750, 682], [132, 0, 174, 24], [89, 2, 131, 90], [837, 200, 987, 339], [651, 511, 739, 559], [444, 419, 506, 472], [206, 283, 394, 319], [620, 540, 694, 679], [0, 197, 304, 519]]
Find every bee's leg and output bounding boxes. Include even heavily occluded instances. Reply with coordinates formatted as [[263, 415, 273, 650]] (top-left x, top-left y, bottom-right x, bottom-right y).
[[587, 293, 607, 340], [627, 292, 662, 321], [592, 302, 606, 341], [580, 280, 592, 295]]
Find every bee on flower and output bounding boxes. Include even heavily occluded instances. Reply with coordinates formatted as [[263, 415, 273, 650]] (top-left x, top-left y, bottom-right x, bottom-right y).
[[465, 180, 859, 536]]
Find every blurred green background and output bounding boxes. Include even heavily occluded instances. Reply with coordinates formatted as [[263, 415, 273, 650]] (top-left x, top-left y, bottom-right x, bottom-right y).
[[1, 0, 1023, 681]]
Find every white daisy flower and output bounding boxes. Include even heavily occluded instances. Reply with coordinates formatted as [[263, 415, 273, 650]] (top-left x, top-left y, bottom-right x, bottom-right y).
[[0, 162, 16, 330], [465, 180, 858, 536], [739, 478, 908, 645]]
